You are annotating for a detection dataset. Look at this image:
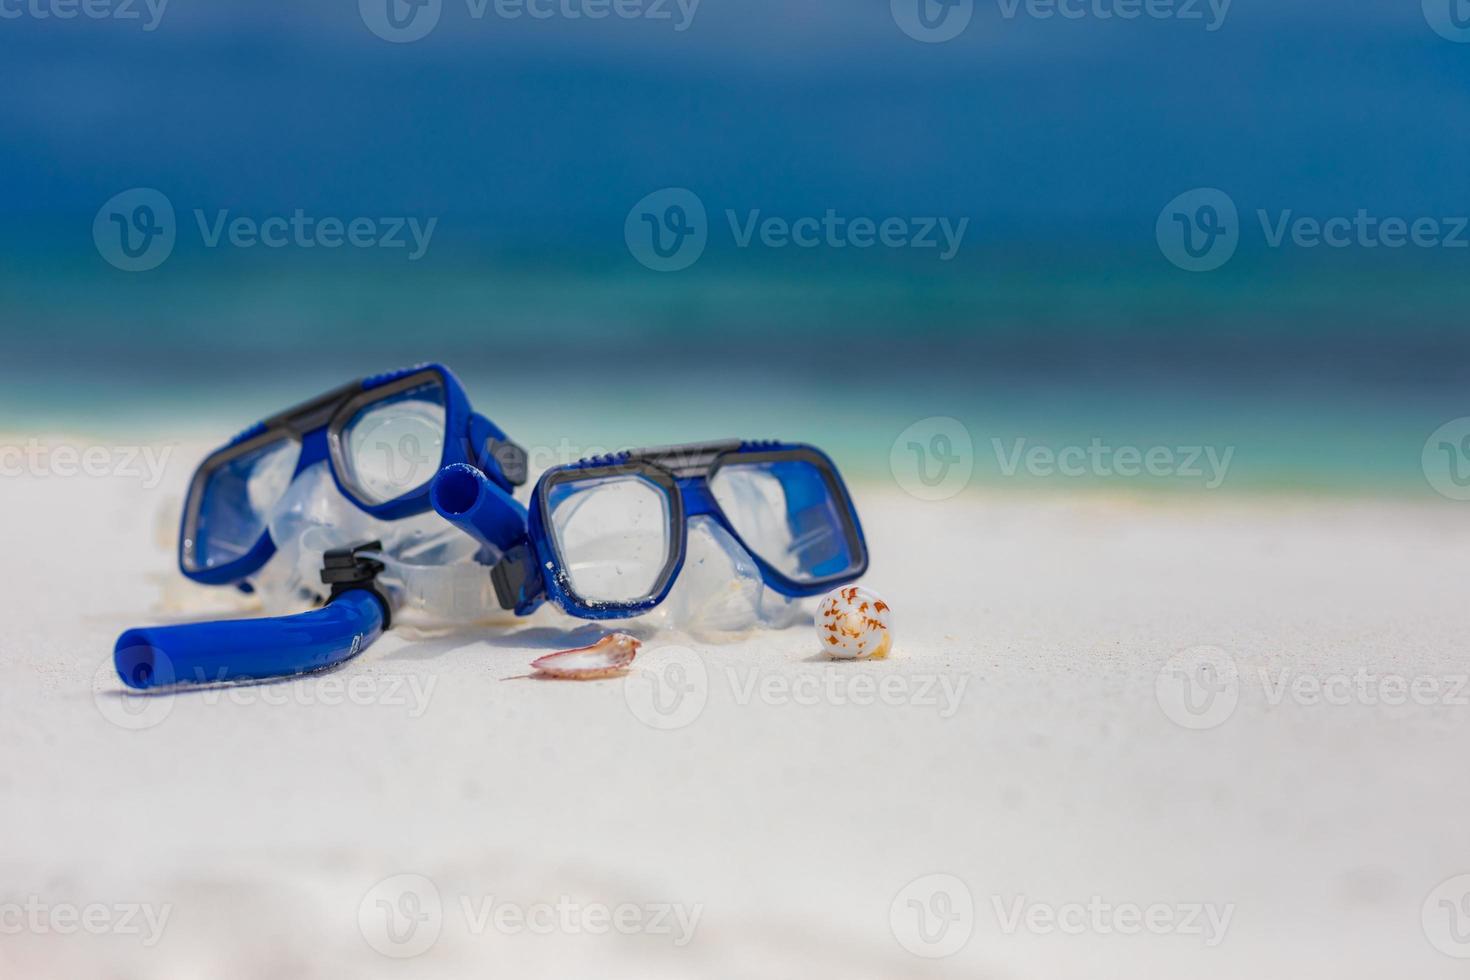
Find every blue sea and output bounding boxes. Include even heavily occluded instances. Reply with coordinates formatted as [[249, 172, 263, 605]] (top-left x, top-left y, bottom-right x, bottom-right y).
[[1, 236, 1464, 497]]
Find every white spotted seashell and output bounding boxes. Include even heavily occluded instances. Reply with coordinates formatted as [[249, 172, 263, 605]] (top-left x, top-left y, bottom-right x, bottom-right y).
[[816, 586, 892, 660]]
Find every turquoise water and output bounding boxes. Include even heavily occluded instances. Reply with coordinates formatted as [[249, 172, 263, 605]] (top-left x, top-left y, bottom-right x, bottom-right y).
[[1, 241, 1465, 497]]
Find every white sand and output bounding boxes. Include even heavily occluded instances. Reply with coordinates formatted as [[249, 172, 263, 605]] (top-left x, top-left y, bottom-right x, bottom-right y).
[[2, 443, 1468, 978]]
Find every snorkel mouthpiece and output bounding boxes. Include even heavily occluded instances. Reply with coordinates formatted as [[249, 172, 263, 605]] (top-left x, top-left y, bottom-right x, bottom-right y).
[[431, 463, 527, 555]]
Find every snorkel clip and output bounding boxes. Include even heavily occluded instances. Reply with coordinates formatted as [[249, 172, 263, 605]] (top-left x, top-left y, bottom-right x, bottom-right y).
[[321, 540, 393, 630]]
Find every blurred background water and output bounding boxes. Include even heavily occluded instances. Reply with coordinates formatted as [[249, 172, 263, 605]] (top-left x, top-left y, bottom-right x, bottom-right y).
[[2, 0, 1467, 494]]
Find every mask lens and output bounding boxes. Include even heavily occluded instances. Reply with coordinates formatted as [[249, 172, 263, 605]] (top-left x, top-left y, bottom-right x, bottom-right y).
[[339, 378, 447, 504], [547, 473, 672, 604], [188, 436, 301, 571], [709, 457, 859, 583]]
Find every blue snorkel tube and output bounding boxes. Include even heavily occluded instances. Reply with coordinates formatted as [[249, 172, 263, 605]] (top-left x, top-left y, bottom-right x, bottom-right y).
[[429, 463, 528, 553], [430, 463, 542, 613], [114, 543, 393, 690]]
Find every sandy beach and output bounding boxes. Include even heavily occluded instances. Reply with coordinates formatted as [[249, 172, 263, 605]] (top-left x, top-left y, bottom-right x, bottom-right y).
[[0, 436, 1466, 978]]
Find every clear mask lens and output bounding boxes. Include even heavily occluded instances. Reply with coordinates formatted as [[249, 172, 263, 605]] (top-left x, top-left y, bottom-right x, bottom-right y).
[[708, 457, 858, 583], [189, 436, 301, 571], [339, 378, 447, 505], [547, 473, 672, 604]]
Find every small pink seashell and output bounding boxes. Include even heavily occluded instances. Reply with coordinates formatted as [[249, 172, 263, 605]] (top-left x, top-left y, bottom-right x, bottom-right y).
[[531, 633, 641, 680]]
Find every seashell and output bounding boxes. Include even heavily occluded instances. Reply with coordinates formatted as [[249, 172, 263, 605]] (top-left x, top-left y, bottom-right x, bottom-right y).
[[816, 586, 892, 660], [531, 633, 641, 679]]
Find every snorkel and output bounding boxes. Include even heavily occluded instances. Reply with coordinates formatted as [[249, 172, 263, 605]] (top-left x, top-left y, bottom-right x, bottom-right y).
[[115, 546, 391, 689], [113, 364, 528, 690]]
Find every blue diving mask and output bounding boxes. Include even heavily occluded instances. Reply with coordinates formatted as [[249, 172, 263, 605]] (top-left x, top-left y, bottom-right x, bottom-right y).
[[432, 439, 870, 621]]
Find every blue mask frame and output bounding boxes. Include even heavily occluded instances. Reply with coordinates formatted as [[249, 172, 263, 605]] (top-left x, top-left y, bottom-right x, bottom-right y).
[[484, 440, 869, 620], [179, 362, 527, 586]]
